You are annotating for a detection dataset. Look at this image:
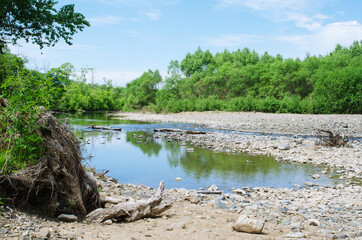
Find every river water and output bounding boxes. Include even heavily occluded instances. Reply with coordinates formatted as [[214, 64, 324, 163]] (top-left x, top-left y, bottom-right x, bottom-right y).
[[56, 112, 340, 192]]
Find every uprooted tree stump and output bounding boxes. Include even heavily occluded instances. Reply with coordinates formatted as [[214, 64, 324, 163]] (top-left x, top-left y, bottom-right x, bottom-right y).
[[0, 110, 101, 218], [85, 181, 172, 223], [316, 129, 349, 147]]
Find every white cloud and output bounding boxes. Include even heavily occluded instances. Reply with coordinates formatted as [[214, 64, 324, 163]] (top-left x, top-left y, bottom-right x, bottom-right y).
[[276, 21, 362, 55], [286, 12, 323, 31], [124, 30, 154, 40], [145, 10, 161, 21], [91, 70, 143, 86], [217, 0, 310, 12], [204, 34, 261, 47], [96, 0, 179, 7], [216, 0, 329, 31], [88, 16, 122, 26]]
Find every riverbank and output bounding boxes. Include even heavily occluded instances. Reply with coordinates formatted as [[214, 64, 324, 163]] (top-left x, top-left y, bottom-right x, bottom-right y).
[[118, 111, 362, 179], [117, 111, 362, 137], [1, 111, 361, 239]]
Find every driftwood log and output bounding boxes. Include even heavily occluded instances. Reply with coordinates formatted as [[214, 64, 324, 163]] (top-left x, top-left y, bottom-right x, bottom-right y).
[[0, 110, 101, 218], [316, 129, 349, 147], [88, 125, 122, 131], [84, 181, 172, 223], [154, 128, 206, 134]]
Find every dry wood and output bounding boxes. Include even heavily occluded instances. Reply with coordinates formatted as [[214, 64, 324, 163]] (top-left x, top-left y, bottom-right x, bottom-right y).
[[154, 128, 206, 134], [101, 196, 135, 205], [316, 129, 349, 147], [88, 125, 122, 131], [196, 191, 223, 195], [84, 181, 172, 223], [154, 128, 184, 133]]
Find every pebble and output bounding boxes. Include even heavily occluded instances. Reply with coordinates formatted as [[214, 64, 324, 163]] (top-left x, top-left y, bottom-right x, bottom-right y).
[[278, 145, 290, 150], [307, 219, 320, 227], [312, 174, 320, 179], [104, 219, 112, 225], [57, 214, 78, 222], [283, 231, 306, 238]]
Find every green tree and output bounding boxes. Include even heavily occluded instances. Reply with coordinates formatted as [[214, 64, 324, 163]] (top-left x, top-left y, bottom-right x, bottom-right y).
[[0, 0, 90, 52], [123, 70, 162, 110]]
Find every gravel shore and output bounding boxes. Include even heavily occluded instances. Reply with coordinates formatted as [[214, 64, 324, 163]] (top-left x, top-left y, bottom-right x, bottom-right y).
[[1, 111, 361, 239], [117, 111, 362, 137]]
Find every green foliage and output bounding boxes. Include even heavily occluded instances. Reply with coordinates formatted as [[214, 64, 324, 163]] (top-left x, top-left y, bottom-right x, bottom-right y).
[[0, 0, 90, 52], [0, 54, 51, 173], [122, 70, 162, 110], [126, 41, 360, 114]]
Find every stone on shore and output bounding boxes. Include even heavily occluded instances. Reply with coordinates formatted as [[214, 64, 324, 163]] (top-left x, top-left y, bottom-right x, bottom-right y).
[[57, 214, 78, 222], [232, 215, 265, 234]]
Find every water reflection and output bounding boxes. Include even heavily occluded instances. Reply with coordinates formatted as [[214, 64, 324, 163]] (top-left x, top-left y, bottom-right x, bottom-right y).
[[56, 113, 339, 191], [126, 132, 161, 157]]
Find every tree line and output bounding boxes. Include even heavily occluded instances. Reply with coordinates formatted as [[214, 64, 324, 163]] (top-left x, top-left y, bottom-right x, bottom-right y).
[[1, 41, 361, 117], [124, 42, 361, 114]]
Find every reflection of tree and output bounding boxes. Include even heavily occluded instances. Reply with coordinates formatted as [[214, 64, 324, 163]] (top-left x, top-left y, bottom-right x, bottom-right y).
[[126, 131, 162, 157], [55, 112, 149, 127], [76, 131, 119, 144], [164, 141, 183, 167], [168, 146, 280, 180]]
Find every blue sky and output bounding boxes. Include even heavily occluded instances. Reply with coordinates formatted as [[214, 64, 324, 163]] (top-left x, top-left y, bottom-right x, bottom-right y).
[[10, 0, 362, 86]]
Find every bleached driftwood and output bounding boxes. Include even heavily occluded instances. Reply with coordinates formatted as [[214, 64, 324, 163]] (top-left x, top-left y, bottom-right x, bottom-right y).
[[84, 181, 172, 223], [88, 125, 122, 131], [154, 128, 206, 134], [100, 196, 135, 205]]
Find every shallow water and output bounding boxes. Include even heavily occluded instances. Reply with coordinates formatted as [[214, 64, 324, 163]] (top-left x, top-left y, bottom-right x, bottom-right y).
[[56, 112, 340, 191]]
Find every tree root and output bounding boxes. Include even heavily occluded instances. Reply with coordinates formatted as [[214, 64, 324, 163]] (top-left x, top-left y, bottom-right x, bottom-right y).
[[0, 110, 101, 218]]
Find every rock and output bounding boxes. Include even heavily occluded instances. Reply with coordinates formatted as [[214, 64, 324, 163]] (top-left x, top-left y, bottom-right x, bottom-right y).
[[202, 229, 218, 235], [167, 221, 186, 231], [304, 182, 314, 187], [232, 188, 247, 195], [186, 148, 194, 152], [278, 145, 290, 150], [283, 231, 306, 238], [232, 215, 265, 234], [189, 194, 200, 204], [306, 219, 320, 226], [175, 177, 182, 181], [290, 222, 303, 231], [312, 174, 320, 179], [208, 184, 219, 192], [57, 214, 78, 222], [214, 196, 228, 210], [104, 219, 112, 225]]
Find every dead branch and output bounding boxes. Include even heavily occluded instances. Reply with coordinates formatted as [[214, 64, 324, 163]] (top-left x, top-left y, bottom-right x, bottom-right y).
[[316, 129, 349, 147], [88, 125, 122, 131], [154, 128, 206, 134], [84, 181, 172, 223]]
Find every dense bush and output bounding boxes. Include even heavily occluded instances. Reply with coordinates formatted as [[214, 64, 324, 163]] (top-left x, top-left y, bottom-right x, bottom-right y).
[[127, 41, 360, 114]]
